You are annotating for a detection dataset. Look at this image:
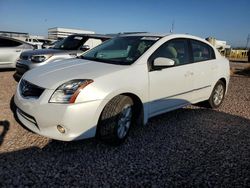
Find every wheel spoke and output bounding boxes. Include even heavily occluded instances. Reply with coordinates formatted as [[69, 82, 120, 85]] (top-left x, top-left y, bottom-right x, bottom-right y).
[[117, 126, 124, 138], [125, 121, 131, 128], [117, 105, 132, 139], [124, 107, 131, 118], [213, 84, 224, 106]]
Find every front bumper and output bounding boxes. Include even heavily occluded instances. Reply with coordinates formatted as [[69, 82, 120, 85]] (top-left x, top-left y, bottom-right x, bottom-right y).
[[14, 87, 103, 141], [14, 62, 29, 81], [15, 59, 48, 76], [16, 61, 30, 75]]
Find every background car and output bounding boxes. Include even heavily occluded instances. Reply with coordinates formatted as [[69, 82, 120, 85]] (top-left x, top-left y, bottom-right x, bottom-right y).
[[0, 36, 34, 69], [40, 39, 58, 49], [25, 38, 43, 49], [14, 33, 230, 145], [14, 34, 111, 80]]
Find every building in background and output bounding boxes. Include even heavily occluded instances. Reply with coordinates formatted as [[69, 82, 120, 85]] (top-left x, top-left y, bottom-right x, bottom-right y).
[[1, 28, 96, 49], [248, 50, 250, 62], [226, 49, 249, 62], [0, 31, 48, 41], [0, 31, 29, 41], [206, 37, 231, 55], [48, 27, 95, 40]]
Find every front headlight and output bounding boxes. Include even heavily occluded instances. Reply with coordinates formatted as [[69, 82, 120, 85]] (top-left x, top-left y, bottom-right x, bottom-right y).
[[31, 54, 52, 63], [49, 79, 93, 103]]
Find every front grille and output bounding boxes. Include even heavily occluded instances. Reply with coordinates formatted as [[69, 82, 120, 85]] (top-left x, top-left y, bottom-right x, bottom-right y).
[[20, 54, 29, 60], [19, 79, 45, 98], [16, 63, 29, 75]]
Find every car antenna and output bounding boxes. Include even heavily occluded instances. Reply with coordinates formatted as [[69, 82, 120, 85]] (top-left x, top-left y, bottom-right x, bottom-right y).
[[170, 20, 175, 33]]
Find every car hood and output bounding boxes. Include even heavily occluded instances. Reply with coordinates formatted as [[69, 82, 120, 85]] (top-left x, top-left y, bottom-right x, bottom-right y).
[[22, 58, 127, 89], [21, 48, 79, 56]]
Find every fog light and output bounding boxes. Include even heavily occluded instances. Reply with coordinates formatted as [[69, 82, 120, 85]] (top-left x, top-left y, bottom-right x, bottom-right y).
[[57, 125, 65, 133]]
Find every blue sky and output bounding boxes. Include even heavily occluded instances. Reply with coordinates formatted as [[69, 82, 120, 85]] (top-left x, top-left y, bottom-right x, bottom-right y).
[[0, 0, 249, 47]]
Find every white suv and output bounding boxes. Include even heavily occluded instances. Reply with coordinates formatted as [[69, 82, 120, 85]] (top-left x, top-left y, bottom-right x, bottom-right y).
[[14, 33, 230, 144], [25, 38, 43, 49]]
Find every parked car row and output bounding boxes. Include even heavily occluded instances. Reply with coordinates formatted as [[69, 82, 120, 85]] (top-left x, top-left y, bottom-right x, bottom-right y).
[[0, 36, 56, 69], [14, 34, 111, 80], [0, 32, 230, 145], [0, 34, 110, 71]]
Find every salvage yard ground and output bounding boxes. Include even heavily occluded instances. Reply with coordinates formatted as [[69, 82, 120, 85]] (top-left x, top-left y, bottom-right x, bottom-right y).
[[0, 66, 250, 187]]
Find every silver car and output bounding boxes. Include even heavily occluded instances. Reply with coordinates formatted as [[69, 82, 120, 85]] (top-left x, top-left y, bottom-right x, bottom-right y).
[[0, 36, 34, 68], [15, 34, 111, 80]]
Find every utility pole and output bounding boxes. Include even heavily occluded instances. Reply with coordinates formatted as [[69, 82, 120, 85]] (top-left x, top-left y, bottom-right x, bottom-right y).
[[246, 34, 250, 49]]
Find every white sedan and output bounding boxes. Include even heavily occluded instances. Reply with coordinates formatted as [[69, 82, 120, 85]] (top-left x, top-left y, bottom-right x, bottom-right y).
[[0, 36, 34, 68], [14, 33, 230, 144]]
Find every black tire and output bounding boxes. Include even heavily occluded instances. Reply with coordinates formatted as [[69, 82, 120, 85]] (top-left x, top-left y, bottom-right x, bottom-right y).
[[97, 95, 134, 145], [207, 80, 226, 108]]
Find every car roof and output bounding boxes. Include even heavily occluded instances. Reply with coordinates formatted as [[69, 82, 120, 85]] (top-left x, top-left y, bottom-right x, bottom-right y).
[[0, 35, 23, 41], [120, 32, 169, 37], [119, 33, 213, 45], [120, 33, 204, 38], [0, 36, 33, 46], [69, 34, 112, 39]]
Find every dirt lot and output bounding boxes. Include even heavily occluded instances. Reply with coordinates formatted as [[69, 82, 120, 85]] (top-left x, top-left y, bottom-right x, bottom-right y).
[[0, 69, 250, 187]]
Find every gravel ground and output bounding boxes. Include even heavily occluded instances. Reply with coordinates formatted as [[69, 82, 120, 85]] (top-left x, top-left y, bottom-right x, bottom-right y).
[[0, 69, 250, 187]]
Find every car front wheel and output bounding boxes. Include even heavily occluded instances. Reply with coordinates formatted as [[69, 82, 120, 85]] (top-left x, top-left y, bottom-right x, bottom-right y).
[[97, 95, 134, 145]]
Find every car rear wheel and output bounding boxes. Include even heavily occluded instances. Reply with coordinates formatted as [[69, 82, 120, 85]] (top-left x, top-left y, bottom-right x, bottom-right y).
[[97, 95, 134, 145], [208, 80, 226, 108]]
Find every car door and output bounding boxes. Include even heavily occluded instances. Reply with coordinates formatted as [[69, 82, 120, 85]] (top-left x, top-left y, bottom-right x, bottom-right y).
[[148, 38, 195, 116], [0, 38, 23, 68], [188, 39, 217, 101]]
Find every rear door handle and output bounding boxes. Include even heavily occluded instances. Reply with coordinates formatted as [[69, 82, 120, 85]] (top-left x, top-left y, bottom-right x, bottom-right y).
[[185, 71, 194, 77], [16, 50, 21, 52], [212, 66, 218, 70]]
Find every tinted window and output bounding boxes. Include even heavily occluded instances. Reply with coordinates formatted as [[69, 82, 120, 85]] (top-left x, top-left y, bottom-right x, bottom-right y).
[[191, 40, 215, 62], [150, 39, 189, 65], [0, 38, 22, 47], [53, 35, 88, 50]]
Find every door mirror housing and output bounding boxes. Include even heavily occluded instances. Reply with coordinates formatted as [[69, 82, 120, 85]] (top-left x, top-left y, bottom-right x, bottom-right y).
[[153, 57, 175, 69], [80, 45, 90, 51]]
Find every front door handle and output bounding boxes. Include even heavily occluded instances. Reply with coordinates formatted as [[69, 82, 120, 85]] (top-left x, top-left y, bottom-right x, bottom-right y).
[[16, 50, 21, 52]]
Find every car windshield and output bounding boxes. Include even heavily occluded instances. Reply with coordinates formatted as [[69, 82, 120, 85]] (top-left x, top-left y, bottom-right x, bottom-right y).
[[53, 35, 88, 50], [80, 36, 160, 65]]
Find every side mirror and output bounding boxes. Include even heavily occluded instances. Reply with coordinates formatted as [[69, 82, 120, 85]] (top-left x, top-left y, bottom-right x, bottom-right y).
[[153, 57, 175, 69], [80, 45, 90, 51]]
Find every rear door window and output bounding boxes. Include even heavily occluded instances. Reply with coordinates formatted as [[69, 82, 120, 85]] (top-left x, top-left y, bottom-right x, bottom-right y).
[[190, 40, 215, 62]]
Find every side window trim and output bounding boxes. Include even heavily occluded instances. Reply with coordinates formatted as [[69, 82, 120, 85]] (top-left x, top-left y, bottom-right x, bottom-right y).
[[187, 39, 194, 63], [209, 45, 216, 59]]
